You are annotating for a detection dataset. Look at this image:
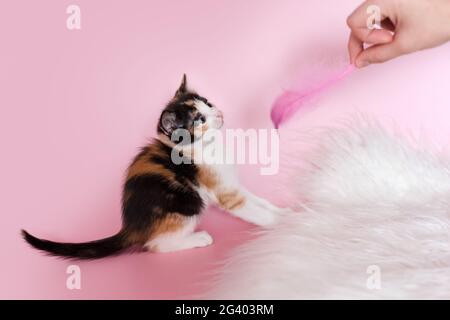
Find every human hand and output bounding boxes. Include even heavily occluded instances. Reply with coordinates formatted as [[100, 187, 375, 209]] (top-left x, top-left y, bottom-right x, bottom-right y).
[[347, 0, 450, 67]]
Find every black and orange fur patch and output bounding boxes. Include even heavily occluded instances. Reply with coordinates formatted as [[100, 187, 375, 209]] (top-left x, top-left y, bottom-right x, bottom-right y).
[[121, 139, 204, 238], [21, 75, 214, 260]]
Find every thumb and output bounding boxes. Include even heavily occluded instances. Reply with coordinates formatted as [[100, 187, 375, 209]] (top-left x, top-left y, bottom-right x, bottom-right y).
[[355, 41, 405, 67]]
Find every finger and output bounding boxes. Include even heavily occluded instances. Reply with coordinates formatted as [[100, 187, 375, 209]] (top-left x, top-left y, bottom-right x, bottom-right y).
[[355, 40, 404, 67], [347, 0, 387, 30], [348, 32, 363, 64], [347, 0, 393, 43], [351, 27, 394, 45], [346, 1, 372, 29]]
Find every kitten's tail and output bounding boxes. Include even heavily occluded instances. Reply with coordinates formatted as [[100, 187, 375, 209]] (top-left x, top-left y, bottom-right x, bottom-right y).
[[21, 229, 132, 260]]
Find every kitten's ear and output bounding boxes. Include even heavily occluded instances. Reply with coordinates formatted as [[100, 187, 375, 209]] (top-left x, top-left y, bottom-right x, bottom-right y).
[[159, 111, 180, 135], [174, 74, 188, 97]]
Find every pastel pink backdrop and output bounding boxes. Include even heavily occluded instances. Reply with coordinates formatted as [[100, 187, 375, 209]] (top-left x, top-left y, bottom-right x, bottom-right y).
[[1, 0, 449, 299]]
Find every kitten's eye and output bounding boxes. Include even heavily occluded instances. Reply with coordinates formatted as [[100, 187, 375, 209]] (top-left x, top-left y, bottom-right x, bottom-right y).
[[194, 114, 206, 125]]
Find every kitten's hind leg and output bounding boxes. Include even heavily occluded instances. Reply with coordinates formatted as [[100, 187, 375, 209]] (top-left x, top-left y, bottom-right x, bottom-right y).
[[145, 215, 213, 253]]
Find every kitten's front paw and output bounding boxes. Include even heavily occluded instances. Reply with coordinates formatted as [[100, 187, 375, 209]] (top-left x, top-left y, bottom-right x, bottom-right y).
[[252, 210, 278, 227], [191, 231, 214, 247]]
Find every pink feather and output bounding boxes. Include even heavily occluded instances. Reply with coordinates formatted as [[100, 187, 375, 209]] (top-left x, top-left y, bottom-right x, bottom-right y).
[[271, 64, 355, 128]]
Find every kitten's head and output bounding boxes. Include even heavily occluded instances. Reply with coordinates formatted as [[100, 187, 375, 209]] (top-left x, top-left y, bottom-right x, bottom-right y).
[[158, 75, 223, 141]]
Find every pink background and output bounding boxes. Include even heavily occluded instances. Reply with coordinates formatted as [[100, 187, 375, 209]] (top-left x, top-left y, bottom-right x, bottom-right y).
[[1, 0, 450, 299]]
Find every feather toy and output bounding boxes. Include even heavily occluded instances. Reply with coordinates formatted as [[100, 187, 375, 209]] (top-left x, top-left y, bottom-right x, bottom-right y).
[[271, 64, 355, 128]]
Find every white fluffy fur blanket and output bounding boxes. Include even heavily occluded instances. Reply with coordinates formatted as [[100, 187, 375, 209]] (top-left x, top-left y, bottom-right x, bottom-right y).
[[205, 123, 450, 299]]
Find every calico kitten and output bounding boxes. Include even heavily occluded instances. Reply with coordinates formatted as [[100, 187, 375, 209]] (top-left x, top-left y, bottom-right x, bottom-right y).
[[22, 75, 287, 259]]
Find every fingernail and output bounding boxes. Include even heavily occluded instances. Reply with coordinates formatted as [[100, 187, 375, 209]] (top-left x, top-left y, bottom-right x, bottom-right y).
[[356, 60, 370, 68]]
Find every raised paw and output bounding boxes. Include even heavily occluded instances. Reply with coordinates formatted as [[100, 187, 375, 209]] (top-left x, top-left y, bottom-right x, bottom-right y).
[[250, 209, 278, 227], [189, 231, 214, 248]]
